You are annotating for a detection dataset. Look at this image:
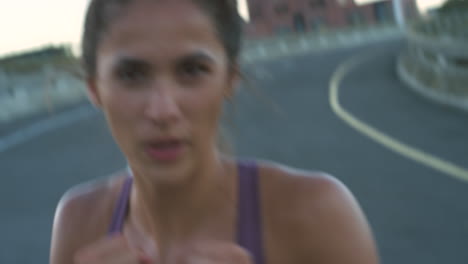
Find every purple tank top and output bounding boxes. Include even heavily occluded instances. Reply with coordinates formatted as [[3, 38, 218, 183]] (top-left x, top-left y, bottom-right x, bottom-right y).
[[108, 161, 265, 264]]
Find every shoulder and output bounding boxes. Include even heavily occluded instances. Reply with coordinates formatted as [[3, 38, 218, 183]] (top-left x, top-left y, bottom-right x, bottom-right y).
[[256, 160, 348, 210], [49, 172, 127, 264], [256, 160, 379, 264]]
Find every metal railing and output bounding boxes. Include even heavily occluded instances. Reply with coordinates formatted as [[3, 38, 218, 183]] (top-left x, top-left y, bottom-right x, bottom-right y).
[[398, 11, 468, 110], [0, 66, 86, 123], [241, 23, 401, 63]]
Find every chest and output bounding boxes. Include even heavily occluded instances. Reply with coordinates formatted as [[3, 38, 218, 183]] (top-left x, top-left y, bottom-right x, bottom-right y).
[[122, 230, 294, 264]]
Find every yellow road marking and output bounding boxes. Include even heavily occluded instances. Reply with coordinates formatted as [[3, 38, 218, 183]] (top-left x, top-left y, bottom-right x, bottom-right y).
[[329, 53, 468, 183]]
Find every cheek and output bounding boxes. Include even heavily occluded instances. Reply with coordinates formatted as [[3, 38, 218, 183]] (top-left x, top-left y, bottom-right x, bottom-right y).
[[99, 79, 138, 114], [98, 81, 141, 137], [182, 81, 226, 131]]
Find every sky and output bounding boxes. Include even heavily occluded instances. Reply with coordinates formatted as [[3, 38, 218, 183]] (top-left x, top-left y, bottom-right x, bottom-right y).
[[0, 0, 446, 57]]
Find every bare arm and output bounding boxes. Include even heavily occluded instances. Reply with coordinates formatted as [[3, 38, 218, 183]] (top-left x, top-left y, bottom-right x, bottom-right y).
[[50, 192, 88, 264], [49, 180, 114, 264], [290, 174, 380, 263]]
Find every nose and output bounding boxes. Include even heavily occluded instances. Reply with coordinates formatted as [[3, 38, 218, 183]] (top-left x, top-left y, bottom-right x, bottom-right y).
[[144, 82, 181, 127]]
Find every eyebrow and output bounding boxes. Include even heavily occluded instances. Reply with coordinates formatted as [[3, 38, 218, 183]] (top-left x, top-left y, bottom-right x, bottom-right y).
[[112, 51, 218, 69], [114, 57, 151, 69], [177, 51, 217, 64]]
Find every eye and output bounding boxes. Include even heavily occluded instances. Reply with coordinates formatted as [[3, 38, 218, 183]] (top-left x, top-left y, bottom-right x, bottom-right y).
[[115, 66, 148, 84], [179, 62, 210, 79]]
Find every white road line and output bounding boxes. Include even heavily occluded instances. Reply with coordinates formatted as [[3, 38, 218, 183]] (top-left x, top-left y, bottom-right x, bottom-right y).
[[329, 52, 468, 183]]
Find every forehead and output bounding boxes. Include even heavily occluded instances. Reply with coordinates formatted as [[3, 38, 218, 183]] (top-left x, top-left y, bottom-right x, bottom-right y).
[[98, 0, 225, 64]]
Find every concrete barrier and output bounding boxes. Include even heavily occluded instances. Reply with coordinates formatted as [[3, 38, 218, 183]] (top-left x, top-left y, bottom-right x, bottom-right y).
[[0, 65, 87, 124], [242, 23, 402, 63], [398, 12, 468, 112]]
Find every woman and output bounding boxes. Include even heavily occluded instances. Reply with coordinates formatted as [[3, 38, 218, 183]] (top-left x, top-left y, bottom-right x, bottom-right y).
[[50, 0, 380, 263]]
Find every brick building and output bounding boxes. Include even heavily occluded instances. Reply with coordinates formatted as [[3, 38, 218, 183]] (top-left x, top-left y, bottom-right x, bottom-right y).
[[245, 0, 418, 38]]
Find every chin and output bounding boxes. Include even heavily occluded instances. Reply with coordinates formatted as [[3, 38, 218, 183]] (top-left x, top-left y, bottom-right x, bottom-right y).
[[136, 154, 196, 185]]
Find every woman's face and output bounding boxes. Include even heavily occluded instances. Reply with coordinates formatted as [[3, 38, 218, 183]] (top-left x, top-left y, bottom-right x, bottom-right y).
[[88, 0, 236, 181]]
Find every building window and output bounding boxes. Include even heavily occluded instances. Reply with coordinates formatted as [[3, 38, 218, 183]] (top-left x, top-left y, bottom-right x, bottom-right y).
[[373, 2, 391, 23], [347, 11, 366, 26], [274, 3, 289, 15], [293, 13, 307, 32], [310, 17, 326, 31], [310, 0, 326, 9]]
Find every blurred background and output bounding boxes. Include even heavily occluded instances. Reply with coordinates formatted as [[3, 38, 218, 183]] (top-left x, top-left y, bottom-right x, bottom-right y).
[[1, 0, 467, 263]]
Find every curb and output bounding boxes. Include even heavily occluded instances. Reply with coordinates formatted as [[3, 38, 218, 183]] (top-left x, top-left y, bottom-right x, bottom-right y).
[[241, 25, 403, 64], [397, 53, 468, 113]]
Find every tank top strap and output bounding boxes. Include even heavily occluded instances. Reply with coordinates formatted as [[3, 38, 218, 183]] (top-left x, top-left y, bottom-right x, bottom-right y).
[[236, 160, 265, 264], [108, 176, 133, 235], [107, 161, 265, 264]]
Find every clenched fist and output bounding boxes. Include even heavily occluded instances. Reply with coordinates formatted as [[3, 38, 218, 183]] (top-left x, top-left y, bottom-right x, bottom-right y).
[[74, 234, 153, 264], [74, 237, 253, 264], [173, 241, 253, 264]]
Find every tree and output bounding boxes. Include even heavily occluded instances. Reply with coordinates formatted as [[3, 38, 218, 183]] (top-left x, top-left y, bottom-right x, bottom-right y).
[[439, 0, 468, 13]]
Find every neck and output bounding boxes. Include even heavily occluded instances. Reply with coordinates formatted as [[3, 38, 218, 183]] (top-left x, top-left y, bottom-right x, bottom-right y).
[[128, 152, 237, 260]]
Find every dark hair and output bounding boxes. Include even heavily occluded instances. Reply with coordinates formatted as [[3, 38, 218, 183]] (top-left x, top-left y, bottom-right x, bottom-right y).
[[81, 0, 243, 78]]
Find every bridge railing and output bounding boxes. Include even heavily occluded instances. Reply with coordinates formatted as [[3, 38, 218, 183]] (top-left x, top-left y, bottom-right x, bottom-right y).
[[241, 23, 400, 63], [398, 11, 468, 110], [0, 65, 86, 124], [0, 23, 402, 124]]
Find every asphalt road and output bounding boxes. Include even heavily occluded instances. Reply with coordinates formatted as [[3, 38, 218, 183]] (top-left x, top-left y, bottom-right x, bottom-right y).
[[1, 37, 467, 264]]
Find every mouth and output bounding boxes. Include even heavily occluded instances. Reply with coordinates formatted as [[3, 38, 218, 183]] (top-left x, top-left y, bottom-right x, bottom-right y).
[[144, 139, 186, 162]]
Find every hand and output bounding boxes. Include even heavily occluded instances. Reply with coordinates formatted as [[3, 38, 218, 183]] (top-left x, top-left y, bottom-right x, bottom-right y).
[[172, 241, 253, 264], [74, 234, 153, 264]]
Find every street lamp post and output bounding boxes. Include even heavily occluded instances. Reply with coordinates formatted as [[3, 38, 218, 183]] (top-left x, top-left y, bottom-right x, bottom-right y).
[[393, 0, 405, 29]]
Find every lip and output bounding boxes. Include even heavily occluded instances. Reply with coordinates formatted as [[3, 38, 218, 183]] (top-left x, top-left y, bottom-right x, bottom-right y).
[[144, 139, 186, 162]]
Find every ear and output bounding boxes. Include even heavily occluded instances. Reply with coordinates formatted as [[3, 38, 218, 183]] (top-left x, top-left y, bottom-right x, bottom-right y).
[[86, 77, 102, 108]]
